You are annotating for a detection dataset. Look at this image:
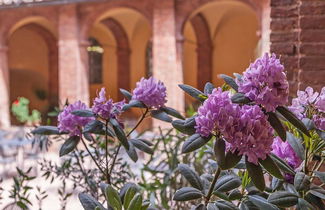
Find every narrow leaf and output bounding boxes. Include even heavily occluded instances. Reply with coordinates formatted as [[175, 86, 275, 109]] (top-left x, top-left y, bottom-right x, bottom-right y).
[[110, 118, 129, 150], [231, 93, 251, 104], [71, 109, 95, 117], [287, 132, 305, 160], [160, 107, 185, 120], [177, 164, 203, 190], [259, 155, 283, 180], [120, 88, 132, 101], [270, 154, 295, 175], [178, 84, 207, 102], [124, 187, 138, 209], [129, 139, 153, 155], [126, 142, 138, 162], [314, 171, 325, 183], [214, 138, 226, 169], [267, 112, 286, 141], [224, 151, 242, 170], [173, 187, 203, 201], [59, 136, 80, 157], [172, 120, 196, 135], [294, 172, 310, 191], [150, 110, 172, 122], [78, 193, 105, 210], [248, 195, 279, 210], [31, 126, 60, 135], [267, 191, 298, 208], [182, 134, 211, 153], [106, 185, 122, 210], [219, 74, 239, 91], [214, 174, 241, 192], [204, 82, 215, 94], [215, 200, 239, 210], [246, 158, 265, 191], [126, 193, 142, 210]]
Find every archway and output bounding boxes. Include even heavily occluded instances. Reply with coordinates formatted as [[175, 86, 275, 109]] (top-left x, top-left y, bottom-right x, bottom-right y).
[[183, 1, 259, 106], [8, 18, 58, 125], [87, 8, 152, 103]]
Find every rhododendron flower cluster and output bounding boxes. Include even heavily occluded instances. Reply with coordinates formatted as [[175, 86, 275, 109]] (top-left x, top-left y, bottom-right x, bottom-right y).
[[132, 77, 167, 108], [195, 88, 274, 164], [272, 137, 302, 182], [238, 53, 289, 112], [92, 88, 124, 119], [289, 86, 325, 130], [58, 101, 95, 136]]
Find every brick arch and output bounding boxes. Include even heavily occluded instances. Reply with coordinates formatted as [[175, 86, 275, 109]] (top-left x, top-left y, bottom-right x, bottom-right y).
[[101, 18, 130, 100], [8, 22, 59, 111], [79, 2, 153, 42], [190, 13, 212, 91]]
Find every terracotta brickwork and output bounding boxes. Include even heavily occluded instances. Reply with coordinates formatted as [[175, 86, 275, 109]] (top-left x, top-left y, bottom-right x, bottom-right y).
[[270, 0, 325, 96]]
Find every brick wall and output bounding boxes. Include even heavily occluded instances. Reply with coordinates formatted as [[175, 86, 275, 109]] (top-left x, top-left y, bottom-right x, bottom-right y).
[[271, 0, 325, 96]]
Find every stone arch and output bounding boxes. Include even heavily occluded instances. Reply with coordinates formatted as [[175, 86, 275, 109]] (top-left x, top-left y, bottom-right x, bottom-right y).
[[7, 17, 58, 124]]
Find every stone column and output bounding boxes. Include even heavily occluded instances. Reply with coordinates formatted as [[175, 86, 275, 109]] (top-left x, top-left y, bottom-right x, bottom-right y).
[[0, 44, 10, 127], [58, 5, 89, 106], [152, 0, 184, 113]]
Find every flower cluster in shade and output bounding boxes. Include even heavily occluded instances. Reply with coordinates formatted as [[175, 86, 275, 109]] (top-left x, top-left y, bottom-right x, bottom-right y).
[[132, 77, 167, 108], [272, 137, 302, 182], [195, 88, 274, 164], [237, 53, 289, 112], [92, 88, 125, 120], [58, 101, 95, 137], [289, 86, 325, 130]]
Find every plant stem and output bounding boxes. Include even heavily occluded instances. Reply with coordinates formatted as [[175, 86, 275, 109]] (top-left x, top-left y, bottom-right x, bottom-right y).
[[105, 121, 110, 183], [80, 137, 106, 177], [205, 167, 221, 206], [107, 108, 149, 184]]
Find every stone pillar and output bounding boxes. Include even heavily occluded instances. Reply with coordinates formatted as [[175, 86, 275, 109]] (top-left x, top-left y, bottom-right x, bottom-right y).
[[152, 0, 184, 113], [0, 44, 10, 127], [58, 5, 89, 106]]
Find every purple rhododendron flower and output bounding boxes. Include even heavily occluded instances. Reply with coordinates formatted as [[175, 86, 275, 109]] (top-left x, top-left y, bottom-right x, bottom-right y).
[[195, 88, 274, 164], [195, 88, 239, 137], [272, 137, 302, 183], [289, 86, 325, 130], [92, 88, 125, 119], [58, 101, 95, 136], [132, 77, 167, 108], [226, 105, 274, 164], [238, 53, 289, 112]]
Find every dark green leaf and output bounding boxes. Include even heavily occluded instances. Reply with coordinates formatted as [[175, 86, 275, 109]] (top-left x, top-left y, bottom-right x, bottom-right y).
[[309, 185, 325, 200], [31, 126, 60, 135], [126, 142, 138, 162], [231, 93, 251, 104], [276, 106, 310, 137], [119, 183, 138, 200], [228, 189, 242, 200], [213, 191, 230, 201], [182, 134, 211, 153], [110, 118, 129, 150], [294, 172, 310, 191], [267, 112, 286, 141], [287, 132, 305, 160], [246, 158, 265, 191], [305, 193, 325, 209], [297, 198, 313, 210], [214, 200, 239, 210], [207, 203, 218, 210], [284, 183, 299, 196], [122, 100, 146, 111], [150, 110, 172, 122], [224, 151, 242, 170], [172, 120, 196, 135], [204, 82, 215, 94], [106, 185, 122, 210], [214, 174, 241, 192], [233, 73, 243, 81], [314, 171, 325, 183], [302, 118, 315, 130], [219, 74, 239, 91], [120, 88, 132, 101], [259, 155, 283, 179], [126, 193, 142, 210], [124, 187, 138, 209], [214, 138, 226, 169], [59, 136, 80, 157], [248, 195, 279, 210], [195, 204, 206, 210], [270, 154, 295, 175], [178, 84, 207, 102], [71, 109, 94, 117], [129, 139, 153, 155], [83, 120, 114, 136], [78, 193, 105, 210], [177, 164, 203, 190], [160, 107, 185, 120], [267, 191, 298, 208], [173, 187, 203, 201]]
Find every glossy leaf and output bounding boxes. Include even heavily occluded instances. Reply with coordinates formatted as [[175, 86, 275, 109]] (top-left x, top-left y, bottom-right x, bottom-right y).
[[59, 136, 80, 157], [178, 84, 207, 102], [110, 118, 129, 150], [126, 142, 138, 162], [294, 172, 310, 191], [246, 158, 265, 191], [296, 198, 314, 210], [172, 119, 196, 135], [267, 191, 298, 208], [204, 82, 215, 94], [314, 171, 325, 183], [287, 132, 305, 160], [106, 185, 122, 210], [219, 74, 239, 91], [71, 109, 95, 117], [214, 138, 226, 169], [214, 200, 239, 210], [302, 118, 315, 130], [129, 139, 153, 155], [270, 154, 295, 175], [122, 100, 146, 111], [160, 107, 185, 120], [177, 164, 203, 190], [120, 88, 132, 101], [248, 195, 279, 210], [309, 185, 325, 200], [150, 110, 172, 122], [214, 174, 241, 192], [267, 112, 286, 141], [259, 155, 283, 179], [182, 134, 211, 153], [173, 187, 203, 201], [127, 193, 142, 210], [31, 126, 61, 135], [228, 189, 242, 200], [78, 193, 105, 210], [224, 151, 242, 170], [276, 106, 310, 137], [231, 93, 251, 104]]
